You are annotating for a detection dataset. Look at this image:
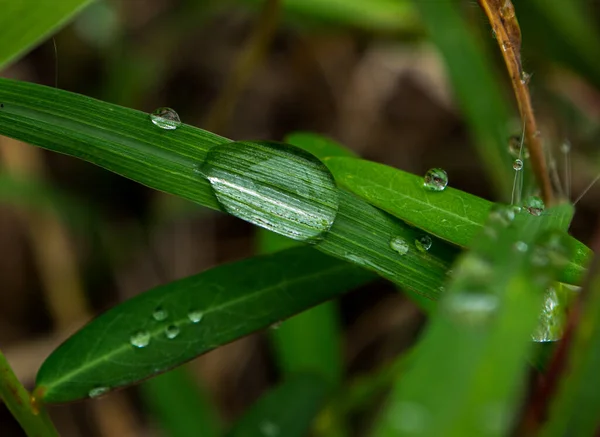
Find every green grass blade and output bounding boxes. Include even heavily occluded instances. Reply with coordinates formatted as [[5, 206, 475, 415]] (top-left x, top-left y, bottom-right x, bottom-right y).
[[325, 156, 591, 286], [285, 131, 358, 160], [372, 204, 575, 437], [140, 368, 220, 437], [34, 247, 372, 404], [541, 260, 600, 436], [0, 78, 458, 298], [0, 0, 93, 69], [225, 373, 329, 437], [413, 0, 513, 197]]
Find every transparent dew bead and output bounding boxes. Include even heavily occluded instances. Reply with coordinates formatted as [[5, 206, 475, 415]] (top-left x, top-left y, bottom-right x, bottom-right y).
[[520, 71, 531, 85], [165, 325, 180, 339], [89, 387, 109, 398], [514, 241, 528, 252], [130, 330, 151, 348], [524, 196, 545, 216], [423, 168, 448, 192], [513, 159, 523, 171], [508, 135, 529, 159], [152, 306, 168, 321], [187, 310, 204, 324], [150, 107, 181, 130], [532, 286, 565, 342], [415, 235, 433, 252], [390, 236, 409, 255], [499, 0, 516, 20]]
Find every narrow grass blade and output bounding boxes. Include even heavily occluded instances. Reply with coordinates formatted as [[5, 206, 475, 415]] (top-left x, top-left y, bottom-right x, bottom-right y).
[[326, 156, 591, 286], [285, 132, 358, 160], [0, 0, 93, 69], [413, 0, 513, 197], [0, 78, 459, 298], [140, 367, 220, 437], [34, 247, 373, 403], [372, 204, 575, 437], [225, 373, 329, 437]]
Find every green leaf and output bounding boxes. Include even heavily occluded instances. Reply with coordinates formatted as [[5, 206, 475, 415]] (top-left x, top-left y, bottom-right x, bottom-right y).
[[35, 247, 372, 403], [139, 367, 220, 437], [372, 204, 576, 437], [0, 78, 458, 298], [325, 156, 591, 286], [0, 0, 93, 70], [413, 0, 514, 197], [285, 131, 357, 160], [225, 373, 329, 437]]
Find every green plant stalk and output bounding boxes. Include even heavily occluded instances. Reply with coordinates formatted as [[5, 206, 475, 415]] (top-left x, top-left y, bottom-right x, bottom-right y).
[[0, 350, 60, 437]]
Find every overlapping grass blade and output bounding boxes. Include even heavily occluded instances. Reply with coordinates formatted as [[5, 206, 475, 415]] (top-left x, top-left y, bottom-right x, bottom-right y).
[[326, 157, 591, 286], [372, 204, 575, 437], [225, 373, 329, 437], [34, 247, 373, 403], [0, 0, 93, 69]]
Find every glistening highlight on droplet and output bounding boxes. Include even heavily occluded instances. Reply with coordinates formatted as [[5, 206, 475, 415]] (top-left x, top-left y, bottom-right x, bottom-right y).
[[201, 141, 339, 243], [150, 107, 181, 130], [423, 168, 448, 192]]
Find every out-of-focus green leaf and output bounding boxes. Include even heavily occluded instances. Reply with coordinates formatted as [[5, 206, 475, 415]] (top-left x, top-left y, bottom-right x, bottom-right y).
[[413, 0, 513, 197], [140, 367, 220, 437], [372, 204, 575, 437], [541, 257, 600, 436], [0, 0, 93, 69], [326, 157, 591, 286], [225, 373, 329, 437], [35, 247, 372, 403]]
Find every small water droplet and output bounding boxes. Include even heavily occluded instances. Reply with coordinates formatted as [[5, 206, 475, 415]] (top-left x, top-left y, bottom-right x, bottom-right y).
[[390, 402, 430, 434], [514, 241, 528, 252], [150, 107, 181, 130], [165, 325, 180, 339], [390, 236, 409, 255], [532, 286, 566, 342], [508, 135, 529, 159], [423, 168, 448, 192], [560, 140, 571, 154], [260, 421, 279, 437], [415, 235, 432, 252], [488, 204, 516, 226], [520, 70, 531, 85], [130, 330, 151, 348], [187, 310, 204, 323], [499, 0, 516, 20], [270, 321, 282, 330], [491, 29, 497, 40], [89, 387, 109, 398], [524, 196, 545, 216], [513, 159, 523, 171], [445, 292, 499, 325], [152, 306, 168, 321]]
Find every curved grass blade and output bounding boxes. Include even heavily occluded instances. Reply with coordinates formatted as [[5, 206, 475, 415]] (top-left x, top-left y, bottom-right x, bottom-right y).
[[34, 247, 373, 404], [225, 373, 329, 437], [372, 204, 575, 437], [285, 131, 357, 160], [0, 78, 458, 298], [325, 157, 591, 286], [0, 0, 93, 69]]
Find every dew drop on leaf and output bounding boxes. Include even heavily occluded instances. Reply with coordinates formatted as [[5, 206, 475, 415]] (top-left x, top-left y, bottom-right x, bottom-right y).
[[88, 387, 109, 398], [513, 159, 523, 171], [532, 286, 565, 342], [507, 135, 529, 159], [415, 235, 432, 252], [524, 196, 545, 216], [423, 168, 448, 191], [389, 236, 409, 255], [499, 0, 516, 20], [187, 310, 204, 324], [152, 306, 168, 321], [201, 141, 339, 243], [513, 241, 528, 252], [520, 70, 531, 85], [444, 292, 499, 326], [165, 325, 180, 339], [130, 330, 151, 348], [270, 321, 282, 330], [150, 107, 181, 130]]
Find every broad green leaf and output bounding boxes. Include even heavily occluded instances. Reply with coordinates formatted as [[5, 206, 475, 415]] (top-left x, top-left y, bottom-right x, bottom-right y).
[[373, 204, 576, 437], [35, 247, 373, 403], [541, 258, 600, 436], [413, 0, 513, 197], [325, 156, 591, 286], [0, 0, 93, 69], [225, 373, 329, 437], [0, 78, 458, 298], [285, 131, 358, 160], [140, 367, 220, 437]]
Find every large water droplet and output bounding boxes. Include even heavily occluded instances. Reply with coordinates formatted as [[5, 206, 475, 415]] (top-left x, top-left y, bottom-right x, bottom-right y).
[[532, 286, 565, 342], [513, 159, 523, 171], [150, 107, 181, 130], [201, 141, 339, 243], [499, 0, 516, 20], [390, 236, 409, 255], [187, 310, 204, 324], [508, 135, 529, 159], [130, 330, 151, 348], [165, 325, 180, 339], [152, 306, 168, 321], [415, 235, 432, 252], [444, 292, 499, 325], [423, 168, 448, 192], [89, 387, 109, 398], [524, 196, 545, 216]]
